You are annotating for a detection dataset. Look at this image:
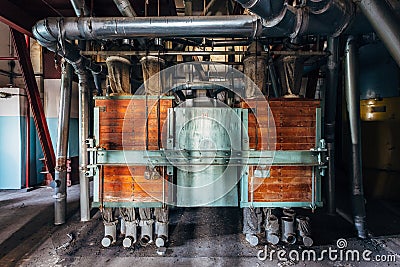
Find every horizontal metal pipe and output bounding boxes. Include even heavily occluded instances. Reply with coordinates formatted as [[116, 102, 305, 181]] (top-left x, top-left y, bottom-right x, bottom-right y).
[[81, 50, 328, 57], [33, 16, 261, 41], [357, 0, 400, 67]]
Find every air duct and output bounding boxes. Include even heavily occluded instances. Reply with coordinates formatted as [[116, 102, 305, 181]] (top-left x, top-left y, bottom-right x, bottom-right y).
[[33, 16, 261, 41]]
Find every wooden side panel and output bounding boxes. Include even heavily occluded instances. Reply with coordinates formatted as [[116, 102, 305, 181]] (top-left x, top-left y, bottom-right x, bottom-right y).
[[95, 98, 172, 203], [242, 99, 320, 203]]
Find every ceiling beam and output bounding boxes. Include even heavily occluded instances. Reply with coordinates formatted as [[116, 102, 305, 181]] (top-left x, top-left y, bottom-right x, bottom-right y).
[[0, 1, 37, 36]]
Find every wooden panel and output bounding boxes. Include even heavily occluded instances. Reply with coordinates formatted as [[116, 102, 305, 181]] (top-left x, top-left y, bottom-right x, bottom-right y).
[[96, 99, 172, 203], [243, 99, 319, 203], [244, 99, 320, 150], [249, 166, 313, 202]]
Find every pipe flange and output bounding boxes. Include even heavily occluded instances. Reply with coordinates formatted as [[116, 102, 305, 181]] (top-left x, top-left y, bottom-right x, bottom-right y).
[[289, 7, 305, 39], [239, 0, 260, 9]]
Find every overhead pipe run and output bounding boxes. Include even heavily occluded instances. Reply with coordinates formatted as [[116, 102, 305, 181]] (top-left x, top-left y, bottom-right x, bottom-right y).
[[236, 0, 354, 38], [344, 36, 367, 239], [33, 16, 262, 41], [355, 0, 400, 67]]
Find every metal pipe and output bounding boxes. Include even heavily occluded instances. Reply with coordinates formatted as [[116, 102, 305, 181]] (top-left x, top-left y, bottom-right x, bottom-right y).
[[325, 37, 339, 215], [356, 0, 400, 67], [78, 71, 91, 222], [81, 50, 328, 57], [54, 60, 73, 225], [344, 36, 367, 239], [268, 58, 281, 97], [236, 0, 354, 38], [265, 214, 279, 245], [281, 216, 296, 244], [33, 16, 261, 40], [70, 0, 90, 17], [296, 216, 313, 247], [235, 0, 285, 20], [113, 0, 137, 17]]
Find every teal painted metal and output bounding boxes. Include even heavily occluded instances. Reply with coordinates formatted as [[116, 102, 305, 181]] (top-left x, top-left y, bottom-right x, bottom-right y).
[[93, 107, 100, 203], [173, 106, 241, 206], [96, 149, 322, 166], [94, 95, 175, 100], [92, 201, 163, 208], [240, 202, 323, 208]]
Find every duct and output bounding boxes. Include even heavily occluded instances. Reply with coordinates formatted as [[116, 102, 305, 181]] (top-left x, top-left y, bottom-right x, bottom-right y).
[[265, 214, 280, 245], [54, 60, 73, 225], [106, 56, 131, 95], [235, 0, 285, 20], [356, 0, 400, 67], [140, 56, 165, 95], [325, 37, 339, 215], [276, 55, 304, 97], [139, 208, 154, 246], [33, 16, 261, 41], [281, 216, 296, 244], [267, 58, 281, 97], [296, 216, 313, 247], [344, 36, 367, 239], [120, 208, 138, 248], [243, 42, 267, 96], [243, 207, 262, 246], [101, 208, 118, 247], [70, 0, 90, 17], [154, 207, 169, 248]]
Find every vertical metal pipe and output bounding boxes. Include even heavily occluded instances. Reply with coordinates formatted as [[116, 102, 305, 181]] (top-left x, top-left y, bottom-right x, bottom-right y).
[[325, 37, 339, 215], [70, 0, 90, 17], [54, 60, 73, 225], [344, 36, 367, 239], [25, 92, 30, 189], [113, 0, 137, 17], [78, 71, 90, 222], [357, 0, 400, 67]]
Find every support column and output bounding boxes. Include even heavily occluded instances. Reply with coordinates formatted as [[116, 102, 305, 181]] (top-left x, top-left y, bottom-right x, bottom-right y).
[[344, 36, 367, 239]]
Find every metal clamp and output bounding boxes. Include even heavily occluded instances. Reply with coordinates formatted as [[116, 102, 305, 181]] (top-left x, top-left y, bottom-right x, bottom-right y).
[[86, 138, 97, 177]]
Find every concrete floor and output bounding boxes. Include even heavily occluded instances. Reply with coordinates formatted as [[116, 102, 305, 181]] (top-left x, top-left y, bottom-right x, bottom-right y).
[[0, 185, 399, 267]]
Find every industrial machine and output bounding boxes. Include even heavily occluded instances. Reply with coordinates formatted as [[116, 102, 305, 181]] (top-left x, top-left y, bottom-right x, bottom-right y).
[[31, 0, 400, 248]]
